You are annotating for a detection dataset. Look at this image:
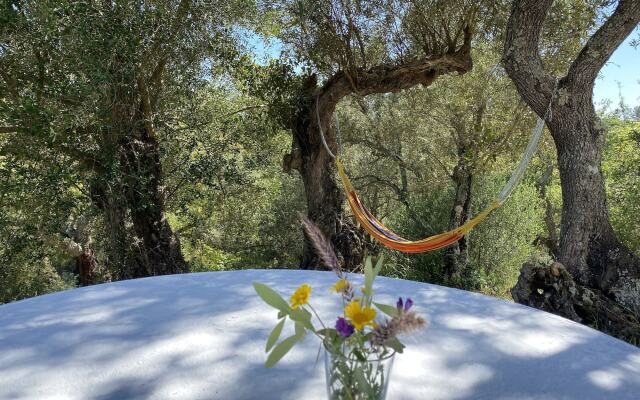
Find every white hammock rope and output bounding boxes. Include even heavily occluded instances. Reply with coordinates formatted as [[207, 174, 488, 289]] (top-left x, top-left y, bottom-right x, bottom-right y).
[[497, 116, 546, 203], [497, 81, 558, 204]]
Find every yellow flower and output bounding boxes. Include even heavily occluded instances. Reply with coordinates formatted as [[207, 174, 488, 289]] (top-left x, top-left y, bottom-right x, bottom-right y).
[[290, 284, 311, 309], [344, 300, 377, 331], [330, 279, 349, 293]]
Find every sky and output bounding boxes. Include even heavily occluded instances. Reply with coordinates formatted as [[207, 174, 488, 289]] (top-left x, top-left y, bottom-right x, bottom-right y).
[[593, 36, 640, 110]]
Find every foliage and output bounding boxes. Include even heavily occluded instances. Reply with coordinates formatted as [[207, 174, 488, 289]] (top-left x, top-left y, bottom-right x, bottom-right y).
[[381, 169, 545, 298], [468, 172, 546, 297], [603, 118, 640, 253]]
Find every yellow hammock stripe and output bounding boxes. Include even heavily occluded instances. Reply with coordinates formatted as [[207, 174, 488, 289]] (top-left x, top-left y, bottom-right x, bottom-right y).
[[336, 158, 500, 253]]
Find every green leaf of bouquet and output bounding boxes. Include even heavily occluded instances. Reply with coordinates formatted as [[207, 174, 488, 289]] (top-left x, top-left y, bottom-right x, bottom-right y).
[[253, 282, 290, 313], [289, 308, 315, 331], [374, 302, 399, 317], [373, 255, 384, 278], [364, 256, 373, 290], [352, 348, 366, 362], [354, 366, 372, 394], [265, 335, 299, 368], [364, 256, 374, 304], [386, 337, 405, 354], [266, 318, 285, 353], [294, 321, 306, 340], [316, 328, 336, 337], [277, 310, 287, 319]]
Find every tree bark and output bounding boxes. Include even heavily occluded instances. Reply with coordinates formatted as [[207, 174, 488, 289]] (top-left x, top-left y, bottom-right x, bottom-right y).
[[287, 29, 474, 270], [512, 261, 640, 344], [443, 157, 473, 284], [75, 248, 98, 286], [90, 136, 188, 279], [90, 180, 139, 279], [503, 0, 640, 341], [120, 134, 189, 277], [443, 102, 485, 285], [288, 76, 366, 271]]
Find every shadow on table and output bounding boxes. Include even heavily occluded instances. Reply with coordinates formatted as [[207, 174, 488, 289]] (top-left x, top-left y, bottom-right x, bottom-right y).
[[0, 270, 638, 399]]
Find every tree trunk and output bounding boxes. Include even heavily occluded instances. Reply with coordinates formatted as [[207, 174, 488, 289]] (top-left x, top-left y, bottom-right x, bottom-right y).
[[76, 248, 98, 286], [90, 180, 140, 279], [288, 79, 366, 271], [549, 107, 640, 291], [503, 0, 640, 342], [120, 135, 189, 277], [443, 159, 473, 284], [512, 261, 640, 343], [90, 136, 188, 279]]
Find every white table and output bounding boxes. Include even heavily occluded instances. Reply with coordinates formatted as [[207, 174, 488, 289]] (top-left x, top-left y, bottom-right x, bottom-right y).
[[1, 270, 639, 400]]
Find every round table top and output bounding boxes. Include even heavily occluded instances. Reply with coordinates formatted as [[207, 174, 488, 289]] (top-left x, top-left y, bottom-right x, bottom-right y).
[[1, 270, 639, 400]]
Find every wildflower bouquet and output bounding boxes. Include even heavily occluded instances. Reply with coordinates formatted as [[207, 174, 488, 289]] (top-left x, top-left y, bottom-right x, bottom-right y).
[[253, 218, 426, 399]]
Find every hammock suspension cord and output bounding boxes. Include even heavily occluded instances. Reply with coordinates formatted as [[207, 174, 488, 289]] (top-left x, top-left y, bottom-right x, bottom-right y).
[[315, 77, 559, 253]]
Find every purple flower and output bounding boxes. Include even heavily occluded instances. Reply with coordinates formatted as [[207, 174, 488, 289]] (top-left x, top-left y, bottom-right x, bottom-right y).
[[335, 317, 355, 337], [397, 297, 414, 312], [404, 298, 413, 311]]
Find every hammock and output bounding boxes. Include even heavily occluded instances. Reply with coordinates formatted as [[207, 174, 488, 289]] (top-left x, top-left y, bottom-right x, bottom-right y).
[[332, 117, 547, 254]]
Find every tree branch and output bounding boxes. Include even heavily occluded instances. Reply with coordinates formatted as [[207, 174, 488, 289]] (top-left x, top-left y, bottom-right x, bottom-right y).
[[318, 25, 472, 112], [137, 72, 156, 139], [565, 0, 640, 93], [502, 0, 556, 117], [0, 126, 20, 134], [148, 0, 192, 101], [223, 104, 267, 119], [345, 137, 424, 179], [310, 25, 473, 157]]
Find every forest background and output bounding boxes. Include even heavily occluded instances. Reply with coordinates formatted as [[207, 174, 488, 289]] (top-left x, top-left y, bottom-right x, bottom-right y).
[[1, 0, 639, 342]]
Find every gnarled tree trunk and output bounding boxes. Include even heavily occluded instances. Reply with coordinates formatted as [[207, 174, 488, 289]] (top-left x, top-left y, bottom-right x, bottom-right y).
[[91, 136, 188, 279], [120, 134, 188, 277], [550, 106, 639, 290], [90, 180, 139, 279], [503, 0, 640, 342], [287, 77, 366, 271]]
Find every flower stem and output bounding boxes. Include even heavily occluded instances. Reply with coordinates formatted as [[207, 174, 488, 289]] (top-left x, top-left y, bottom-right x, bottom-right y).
[[307, 303, 327, 330]]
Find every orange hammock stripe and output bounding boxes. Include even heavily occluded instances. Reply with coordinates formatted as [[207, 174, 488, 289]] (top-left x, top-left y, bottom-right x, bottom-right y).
[[337, 158, 500, 253]]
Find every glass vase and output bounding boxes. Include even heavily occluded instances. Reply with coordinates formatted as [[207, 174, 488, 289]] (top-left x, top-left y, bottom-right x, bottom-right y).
[[324, 347, 395, 400]]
